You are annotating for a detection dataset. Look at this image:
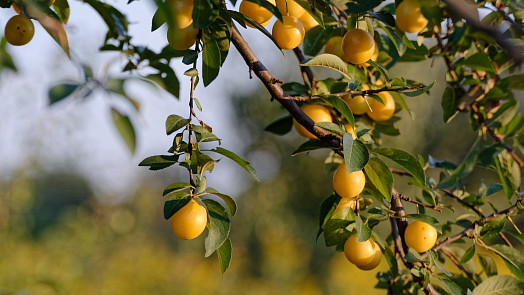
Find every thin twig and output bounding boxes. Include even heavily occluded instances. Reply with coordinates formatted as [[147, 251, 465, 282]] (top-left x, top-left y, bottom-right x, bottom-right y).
[[424, 199, 524, 257], [399, 194, 442, 212], [495, 6, 524, 35], [288, 85, 427, 101], [440, 248, 479, 285], [187, 32, 202, 190], [293, 47, 315, 89], [441, 189, 483, 216]]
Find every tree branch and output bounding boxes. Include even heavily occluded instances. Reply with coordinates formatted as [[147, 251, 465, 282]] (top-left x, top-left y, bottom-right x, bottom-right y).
[[424, 199, 523, 256], [440, 247, 479, 285], [230, 25, 342, 149], [287, 85, 427, 101], [443, 0, 524, 62], [293, 47, 315, 89], [398, 194, 442, 212]]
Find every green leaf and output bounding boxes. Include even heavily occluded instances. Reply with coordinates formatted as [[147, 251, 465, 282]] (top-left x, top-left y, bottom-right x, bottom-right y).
[[192, 0, 219, 28], [265, 116, 293, 135], [163, 182, 193, 196], [204, 20, 230, 66], [206, 187, 237, 218], [317, 194, 339, 238], [456, 53, 496, 74], [301, 54, 351, 80], [139, 155, 179, 171], [208, 147, 260, 182], [202, 36, 221, 86], [472, 275, 524, 295], [364, 157, 393, 201], [440, 276, 466, 295], [345, 0, 382, 13], [367, 60, 390, 82], [48, 83, 78, 104], [292, 139, 331, 156], [166, 114, 189, 135], [480, 216, 506, 241], [436, 137, 481, 190], [303, 25, 338, 56], [315, 122, 345, 136], [217, 238, 232, 273], [498, 74, 524, 90], [111, 108, 136, 154], [478, 254, 498, 277], [163, 192, 191, 219], [203, 199, 231, 257], [495, 157, 516, 200], [373, 147, 425, 186], [355, 216, 372, 242], [460, 244, 476, 264], [151, 7, 167, 31], [402, 82, 434, 97], [390, 92, 414, 119], [343, 134, 370, 173], [429, 250, 452, 276], [323, 96, 355, 129], [323, 211, 355, 247], [84, 0, 128, 39], [490, 245, 524, 281], [441, 86, 463, 123], [53, 0, 70, 24], [405, 214, 441, 234]]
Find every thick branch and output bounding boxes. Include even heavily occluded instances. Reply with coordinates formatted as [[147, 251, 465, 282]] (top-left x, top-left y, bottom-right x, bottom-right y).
[[230, 25, 341, 149], [443, 0, 524, 62]]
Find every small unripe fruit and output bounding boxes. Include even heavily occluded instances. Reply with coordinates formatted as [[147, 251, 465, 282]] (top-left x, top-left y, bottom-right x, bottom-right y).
[[5, 15, 35, 46]]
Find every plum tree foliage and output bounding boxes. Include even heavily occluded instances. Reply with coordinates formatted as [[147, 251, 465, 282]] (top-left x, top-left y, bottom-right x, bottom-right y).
[[2, 0, 524, 293]]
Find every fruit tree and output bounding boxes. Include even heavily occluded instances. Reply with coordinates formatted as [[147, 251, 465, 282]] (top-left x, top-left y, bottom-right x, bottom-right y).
[[2, 0, 524, 293]]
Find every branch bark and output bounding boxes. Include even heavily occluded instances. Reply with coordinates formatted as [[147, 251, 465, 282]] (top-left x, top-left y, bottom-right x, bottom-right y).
[[230, 25, 342, 149]]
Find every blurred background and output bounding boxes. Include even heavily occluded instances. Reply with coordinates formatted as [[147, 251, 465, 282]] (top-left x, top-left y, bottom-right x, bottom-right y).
[[0, 1, 522, 294]]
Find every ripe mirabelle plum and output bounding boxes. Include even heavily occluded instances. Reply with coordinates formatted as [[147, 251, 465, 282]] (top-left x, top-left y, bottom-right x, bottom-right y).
[[5, 15, 34, 46], [395, 0, 428, 33], [366, 92, 395, 122], [171, 199, 208, 240], [404, 220, 438, 252], [293, 104, 332, 138], [332, 197, 356, 215], [272, 15, 305, 50], [332, 163, 365, 199], [342, 29, 375, 65], [324, 36, 346, 62], [276, 0, 305, 18], [299, 12, 318, 32], [344, 235, 382, 270], [167, 25, 199, 50], [343, 85, 370, 115], [168, 0, 194, 29], [239, 0, 275, 27]]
